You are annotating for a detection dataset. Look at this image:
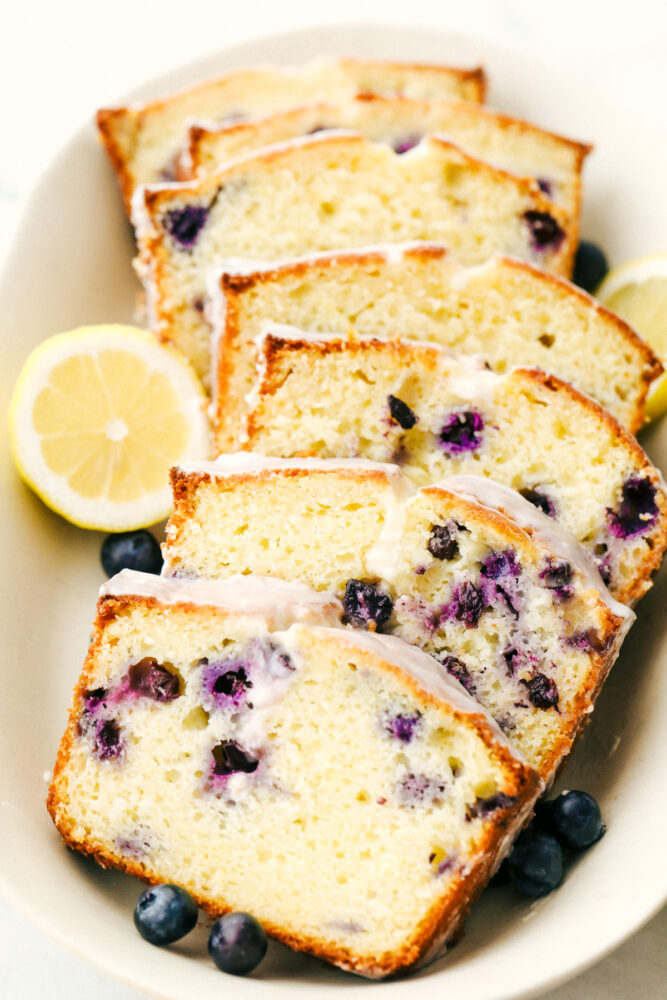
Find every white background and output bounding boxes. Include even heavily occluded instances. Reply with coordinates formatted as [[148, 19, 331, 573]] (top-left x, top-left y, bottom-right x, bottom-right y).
[[0, 1, 665, 997]]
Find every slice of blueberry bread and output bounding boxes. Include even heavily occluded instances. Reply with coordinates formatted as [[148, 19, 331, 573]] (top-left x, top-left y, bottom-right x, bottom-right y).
[[47, 571, 540, 979], [211, 244, 660, 443], [241, 329, 667, 605], [132, 133, 574, 380], [163, 454, 634, 781], [180, 94, 590, 221], [98, 56, 485, 213]]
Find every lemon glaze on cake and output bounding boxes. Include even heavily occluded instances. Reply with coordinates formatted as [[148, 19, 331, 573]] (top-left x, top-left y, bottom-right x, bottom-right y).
[[97, 55, 486, 212], [47, 573, 541, 979], [209, 243, 660, 440], [164, 457, 633, 783], [132, 133, 574, 380], [239, 329, 667, 605]]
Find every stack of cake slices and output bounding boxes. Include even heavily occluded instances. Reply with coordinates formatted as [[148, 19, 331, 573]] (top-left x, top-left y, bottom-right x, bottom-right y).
[[50, 55, 667, 978]]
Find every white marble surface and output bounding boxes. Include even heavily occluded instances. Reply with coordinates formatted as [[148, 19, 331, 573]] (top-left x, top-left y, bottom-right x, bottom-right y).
[[1, 0, 665, 997]]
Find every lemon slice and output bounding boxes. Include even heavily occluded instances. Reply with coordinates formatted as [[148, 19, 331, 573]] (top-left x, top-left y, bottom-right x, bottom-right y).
[[596, 254, 667, 420], [9, 324, 210, 530]]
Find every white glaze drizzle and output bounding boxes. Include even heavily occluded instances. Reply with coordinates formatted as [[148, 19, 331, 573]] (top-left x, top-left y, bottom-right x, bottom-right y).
[[101, 570, 343, 629], [176, 451, 411, 479]]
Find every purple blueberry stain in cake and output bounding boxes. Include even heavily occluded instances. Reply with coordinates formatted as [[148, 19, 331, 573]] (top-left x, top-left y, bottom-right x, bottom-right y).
[[115, 826, 155, 861], [519, 487, 557, 519], [200, 640, 293, 712], [387, 394, 418, 430], [392, 134, 422, 154], [396, 772, 448, 807], [429, 850, 459, 877], [465, 792, 517, 821], [479, 550, 521, 617], [124, 658, 181, 703], [83, 686, 108, 711], [211, 740, 260, 780], [438, 654, 476, 696], [93, 718, 124, 762], [163, 204, 209, 249], [343, 579, 393, 631], [427, 523, 459, 560], [78, 688, 125, 762], [537, 178, 553, 197], [437, 410, 484, 456], [565, 629, 608, 653], [607, 476, 659, 539], [502, 643, 539, 679], [192, 296, 206, 314], [441, 580, 487, 629], [481, 550, 520, 580], [539, 558, 573, 590], [202, 659, 253, 710], [521, 673, 560, 710], [523, 210, 566, 253], [327, 919, 365, 934], [382, 711, 422, 743]]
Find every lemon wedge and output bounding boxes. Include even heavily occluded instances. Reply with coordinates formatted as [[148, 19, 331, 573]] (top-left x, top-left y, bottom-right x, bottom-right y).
[[9, 324, 210, 530], [596, 254, 667, 420]]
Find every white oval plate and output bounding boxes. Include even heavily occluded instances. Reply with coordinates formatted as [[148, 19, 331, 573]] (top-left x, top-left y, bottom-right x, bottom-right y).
[[1, 22, 666, 1000]]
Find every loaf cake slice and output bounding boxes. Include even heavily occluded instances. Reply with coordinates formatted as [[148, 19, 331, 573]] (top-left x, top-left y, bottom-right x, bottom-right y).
[[241, 330, 667, 606], [181, 94, 590, 220], [211, 244, 660, 442], [163, 455, 634, 782], [47, 571, 540, 979], [98, 56, 485, 212], [133, 132, 574, 380]]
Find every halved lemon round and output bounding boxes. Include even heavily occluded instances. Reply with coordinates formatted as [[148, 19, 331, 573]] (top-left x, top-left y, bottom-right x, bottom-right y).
[[596, 253, 667, 419], [8, 324, 210, 530]]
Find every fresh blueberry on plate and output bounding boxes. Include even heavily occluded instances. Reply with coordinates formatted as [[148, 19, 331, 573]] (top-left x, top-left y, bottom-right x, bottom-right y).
[[208, 911, 268, 975], [101, 529, 163, 576], [573, 240, 609, 293], [133, 883, 198, 946], [550, 790, 606, 849], [507, 829, 563, 897]]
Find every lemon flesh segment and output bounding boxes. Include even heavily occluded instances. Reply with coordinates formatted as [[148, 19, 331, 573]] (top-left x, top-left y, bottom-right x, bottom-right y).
[[9, 325, 210, 531]]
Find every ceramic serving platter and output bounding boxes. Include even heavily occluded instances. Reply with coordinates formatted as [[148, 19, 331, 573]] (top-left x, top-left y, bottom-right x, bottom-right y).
[[1, 22, 666, 1000]]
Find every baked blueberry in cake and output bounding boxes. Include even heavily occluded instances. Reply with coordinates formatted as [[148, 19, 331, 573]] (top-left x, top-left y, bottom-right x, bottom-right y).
[[240, 330, 667, 605], [163, 455, 636, 781], [47, 571, 540, 979]]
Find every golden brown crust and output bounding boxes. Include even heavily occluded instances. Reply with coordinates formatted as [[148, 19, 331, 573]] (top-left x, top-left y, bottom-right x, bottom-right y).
[[96, 108, 138, 214]]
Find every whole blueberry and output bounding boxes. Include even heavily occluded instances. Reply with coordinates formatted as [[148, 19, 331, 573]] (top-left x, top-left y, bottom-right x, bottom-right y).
[[134, 883, 198, 946], [508, 830, 563, 897], [101, 530, 163, 577], [208, 912, 268, 975], [550, 790, 605, 849], [572, 240, 609, 294]]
